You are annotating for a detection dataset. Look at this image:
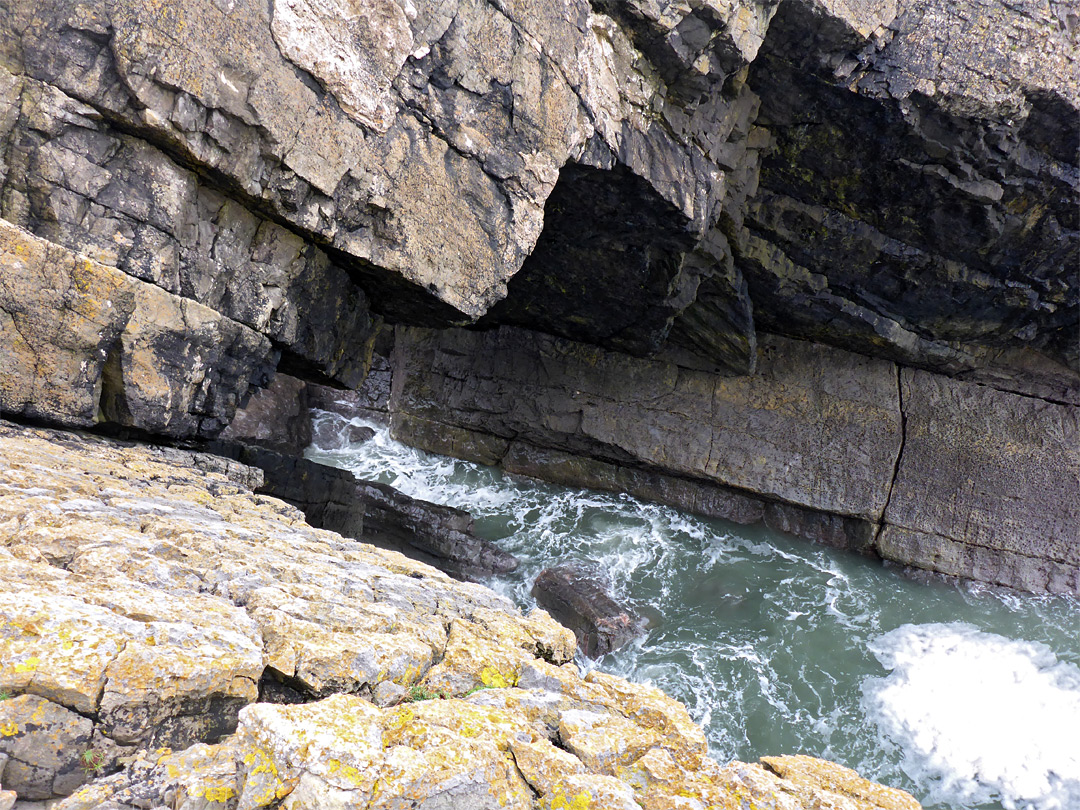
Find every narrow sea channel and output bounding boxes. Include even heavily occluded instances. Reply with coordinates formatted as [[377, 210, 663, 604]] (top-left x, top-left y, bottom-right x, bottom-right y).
[[307, 411, 1080, 810]]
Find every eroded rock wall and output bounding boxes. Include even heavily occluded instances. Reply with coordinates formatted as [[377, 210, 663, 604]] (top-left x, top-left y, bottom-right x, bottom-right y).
[[389, 324, 1080, 594]]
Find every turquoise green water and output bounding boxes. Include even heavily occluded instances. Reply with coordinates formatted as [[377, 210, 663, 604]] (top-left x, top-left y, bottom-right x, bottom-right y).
[[308, 412, 1080, 810]]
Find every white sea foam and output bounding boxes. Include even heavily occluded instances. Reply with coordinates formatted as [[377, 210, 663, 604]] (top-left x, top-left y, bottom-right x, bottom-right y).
[[863, 623, 1080, 810]]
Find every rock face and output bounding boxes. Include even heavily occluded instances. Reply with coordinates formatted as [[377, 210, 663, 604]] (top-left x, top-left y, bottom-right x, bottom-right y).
[[0, 0, 1075, 596], [0, 420, 918, 809], [390, 324, 1080, 594], [230, 442, 520, 580], [0, 218, 274, 438]]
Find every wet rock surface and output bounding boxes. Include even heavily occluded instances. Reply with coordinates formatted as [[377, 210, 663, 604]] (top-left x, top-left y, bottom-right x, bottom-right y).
[[532, 563, 646, 657], [0, 421, 918, 809], [225, 443, 519, 581]]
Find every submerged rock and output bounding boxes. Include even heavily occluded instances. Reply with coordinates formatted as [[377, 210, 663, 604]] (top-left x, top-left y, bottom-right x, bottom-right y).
[[533, 563, 646, 657]]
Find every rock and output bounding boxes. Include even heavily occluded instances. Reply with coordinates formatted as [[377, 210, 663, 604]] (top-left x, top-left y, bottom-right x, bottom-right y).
[[351, 478, 520, 580], [0, 218, 135, 428], [310, 415, 377, 451], [532, 563, 646, 657], [226, 444, 520, 580], [0, 65, 379, 391], [391, 324, 902, 523], [0, 695, 93, 800], [739, 0, 1078, 389], [389, 322, 1079, 592], [879, 370, 1080, 594], [760, 755, 922, 810], [0, 419, 915, 810], [218, 373, 312, 455], [0, 418, 573, 797], [0, 218, 275, 438]]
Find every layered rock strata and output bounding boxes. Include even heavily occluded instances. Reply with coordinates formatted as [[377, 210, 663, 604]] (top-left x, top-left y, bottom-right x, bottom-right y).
[[390, 324, 1080, 594], [0, 420, 919, 809], [0, 218, 274, 438]]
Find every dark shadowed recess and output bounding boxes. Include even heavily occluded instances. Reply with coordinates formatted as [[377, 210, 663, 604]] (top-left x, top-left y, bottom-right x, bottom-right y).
[[741, 0, 1079, 372], [479, 161, 698, 357]]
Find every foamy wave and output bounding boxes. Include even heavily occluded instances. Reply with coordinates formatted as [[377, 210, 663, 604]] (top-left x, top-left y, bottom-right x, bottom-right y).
[[863, 623, 1080, 810]]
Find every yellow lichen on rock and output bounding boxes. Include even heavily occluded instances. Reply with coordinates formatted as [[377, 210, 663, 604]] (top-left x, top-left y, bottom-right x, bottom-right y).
[[761, 755, 922, 810], [0, 420, 922, 810]]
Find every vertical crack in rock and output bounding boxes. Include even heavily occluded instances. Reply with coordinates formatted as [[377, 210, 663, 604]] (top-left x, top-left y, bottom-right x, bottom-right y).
[[873, 362, 907, 550]]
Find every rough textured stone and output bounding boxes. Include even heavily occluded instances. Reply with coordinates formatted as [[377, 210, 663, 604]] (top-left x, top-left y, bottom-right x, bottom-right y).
[[0, 218, 274, 438], [0, 217, 134, 427], [0, 67, 380, 390], [740, 0, 1079, 388], [0, 420, 915, 808], [0, 695, 93, 800], [880, 369, 1080, 594], [761, 754, 922, 810], [392, 325, 902, 522], [532, 563, 646, 657], [225, 444, 520, 580], [218, 373, 312, 456]]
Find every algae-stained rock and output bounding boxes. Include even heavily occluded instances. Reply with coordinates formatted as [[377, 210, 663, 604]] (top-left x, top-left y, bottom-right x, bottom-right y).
[[0, 218, 135, 427], [1, 70, 380, 389], [0, 218, 275, 438], [0, 695, 93, 800], [234, 694, 535, 810], [880, 369, 1080, 594], [99, 276, 275, 438], [559, 709, 660, 775]]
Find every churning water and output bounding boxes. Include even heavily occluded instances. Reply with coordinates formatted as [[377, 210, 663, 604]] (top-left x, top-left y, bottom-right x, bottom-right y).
[[307, 411, 1080, 810]]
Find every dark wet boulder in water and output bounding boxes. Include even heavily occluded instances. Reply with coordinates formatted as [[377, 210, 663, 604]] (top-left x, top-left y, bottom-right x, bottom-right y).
[[532, 563, 645, 657]]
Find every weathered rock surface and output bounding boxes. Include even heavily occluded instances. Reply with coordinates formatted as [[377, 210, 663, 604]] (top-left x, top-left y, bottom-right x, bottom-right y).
[[392, 325, 903, 522], [218, 373, 312, 456], [390, 323, 1080, 593], [0, 218, 274, 438], [220, 442, 519, 580], [739, 0, 1078, 389], [879, 368, 1080, 593], [0, 421, 918, 808], [0, 64, 380, 390], [533, 563, 646, 657]]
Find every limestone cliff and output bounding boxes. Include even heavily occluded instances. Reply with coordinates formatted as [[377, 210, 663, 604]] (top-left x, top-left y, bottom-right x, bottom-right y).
[[0, 0, 1076, 580]]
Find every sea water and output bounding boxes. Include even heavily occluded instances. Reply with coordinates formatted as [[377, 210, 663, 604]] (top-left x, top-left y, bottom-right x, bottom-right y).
[[307, 411, 1080, 810]]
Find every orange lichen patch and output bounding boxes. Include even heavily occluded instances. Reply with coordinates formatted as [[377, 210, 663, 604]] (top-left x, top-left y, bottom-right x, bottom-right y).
[[761, 755, 921, 810]]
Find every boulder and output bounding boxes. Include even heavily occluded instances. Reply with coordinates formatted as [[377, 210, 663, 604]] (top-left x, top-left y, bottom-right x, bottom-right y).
[[0, 695, 93, 800], [532, 563, 646, 657]]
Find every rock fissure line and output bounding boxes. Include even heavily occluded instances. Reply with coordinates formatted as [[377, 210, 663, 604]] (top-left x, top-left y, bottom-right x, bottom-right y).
[[874, 362, 907, 548]]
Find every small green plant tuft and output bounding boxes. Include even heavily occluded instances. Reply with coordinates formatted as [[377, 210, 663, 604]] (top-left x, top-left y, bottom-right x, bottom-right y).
[[80, 749, 107, 775], [0, 690, 12, 701], [403, 685, 449, 702]]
